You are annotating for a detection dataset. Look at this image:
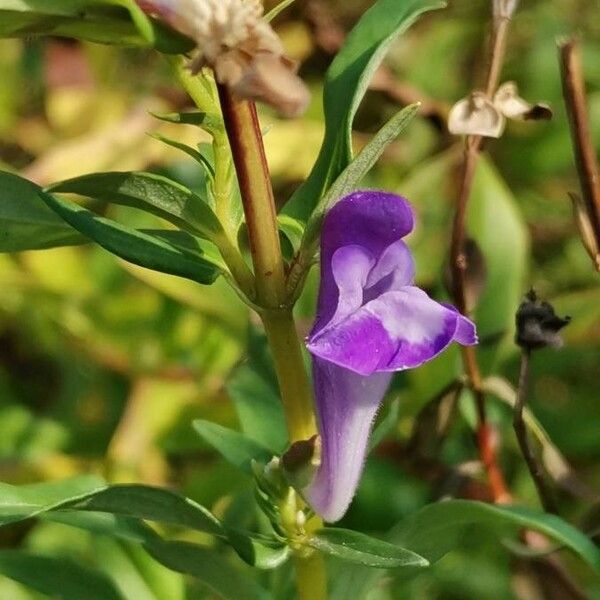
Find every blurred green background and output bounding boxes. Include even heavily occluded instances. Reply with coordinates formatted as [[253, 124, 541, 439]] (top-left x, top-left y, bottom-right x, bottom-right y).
[[0, 0, 598, 598]]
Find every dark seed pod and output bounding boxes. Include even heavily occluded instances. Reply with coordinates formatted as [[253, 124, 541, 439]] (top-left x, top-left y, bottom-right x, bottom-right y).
[[515, 289, 570, 351]]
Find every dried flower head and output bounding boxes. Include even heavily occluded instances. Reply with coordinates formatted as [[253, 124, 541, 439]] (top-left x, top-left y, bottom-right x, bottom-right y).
[[137, 0, 310, 117], [494, 81, 552, 121], [447, 91, 505, 138], [515, 289, 570, 351]]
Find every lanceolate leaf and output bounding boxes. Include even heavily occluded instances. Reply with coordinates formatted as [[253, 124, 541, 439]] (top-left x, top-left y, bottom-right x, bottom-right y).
[[284, 0, 444, 221], [39, 190, 221, 285], [146, 540, 274, 600], [193, 420, 274, 474], [300, 104, 420, 255], [308, 528, 428, 568], [47, 171, 223, 240], [149, 134, 216, 180], [0, 550, 125, 600], [393, 500, 600, 571], [0, 475, 105, 526], [68, 485, 224, 536], [0, 170, 85, 251], [0, 0, 193, 52], [0, 479, 223, 535], [331, 500, 600, 600]]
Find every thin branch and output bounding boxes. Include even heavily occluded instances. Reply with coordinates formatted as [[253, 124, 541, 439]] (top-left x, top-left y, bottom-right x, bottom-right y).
[[513, 350, 558, 514], [559, 38, 600, 241], [449, 7, 515, 502]]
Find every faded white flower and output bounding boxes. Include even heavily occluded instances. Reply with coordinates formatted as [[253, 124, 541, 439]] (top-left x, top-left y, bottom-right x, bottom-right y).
[[137, 0, 310, 117], [447, 92, 505, 138], [494, 81, 552, 121], [448, 82, 552, 137]]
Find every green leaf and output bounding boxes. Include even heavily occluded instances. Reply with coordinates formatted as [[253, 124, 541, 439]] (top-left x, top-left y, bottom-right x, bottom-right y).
[[392, 500, 600, 572], [146, 540, 274, 600], [193, 420, 274, 474], [39, 190, 221, 285], [301, 104, 420, 253], [0, 475, 105, 526], [227, 365, 288, 453], [277, 214, 305, 255], [0, 1, 193, 52], [69, 484, 224, 536], [0, 479, 223, 537], [225, 530, 290, 570], [149, 134, 216, 180], [307, 528, 428, 568], [45, 510, 158, 544], [468, 159, 529, 343], [284, 0, 444, 221], [151, 110, 224, 135], [0, 170, 85, 251], [47, 171, 223, 240], [0, 550, 125, 600]]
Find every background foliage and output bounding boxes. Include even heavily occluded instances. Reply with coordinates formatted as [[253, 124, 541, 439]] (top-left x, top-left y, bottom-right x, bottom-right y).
[[0, 0, 598, 598]]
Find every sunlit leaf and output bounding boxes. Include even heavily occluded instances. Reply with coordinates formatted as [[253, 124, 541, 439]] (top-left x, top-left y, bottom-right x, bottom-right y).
[[0, 171, 85, 251], [39, 190, 221, 285], [284, 0, 444, 221], [47, 171, 222, 240]]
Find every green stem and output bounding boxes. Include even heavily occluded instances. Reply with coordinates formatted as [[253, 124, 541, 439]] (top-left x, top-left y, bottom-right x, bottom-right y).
[[261, 309, 317, 443], [215, 85, 325, 599], [293, 553, 328, 600]]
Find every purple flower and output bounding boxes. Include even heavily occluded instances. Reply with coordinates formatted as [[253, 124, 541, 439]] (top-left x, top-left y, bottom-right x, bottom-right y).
[[302, 191, 477, 522]]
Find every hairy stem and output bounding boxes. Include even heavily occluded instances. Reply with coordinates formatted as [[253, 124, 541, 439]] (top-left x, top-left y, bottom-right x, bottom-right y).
[[513, 350, 558, 513]]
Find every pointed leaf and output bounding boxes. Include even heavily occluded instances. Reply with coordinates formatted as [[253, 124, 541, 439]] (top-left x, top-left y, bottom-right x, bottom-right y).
[[393, 500, 600, 572], [47, 171, 222, 240], [0, 1, 193, 52], [0, 475, 105, 525], [39, 190, 221, 284], [0, 171, 85, 251], [307, 528, 428, 568], [149, 134, 216, 179], [69, 484, 224, 536], [284, 0, 444, 221], [301, 104, 420, 252], [193, 420, 274, 474]]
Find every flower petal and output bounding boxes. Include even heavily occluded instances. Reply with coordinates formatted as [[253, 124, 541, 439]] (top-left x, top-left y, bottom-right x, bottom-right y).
[[303, 358, 391, 522], [328, 244, 375, 328], [308, 287, 475, 375], [313, 191, 414, 336]]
